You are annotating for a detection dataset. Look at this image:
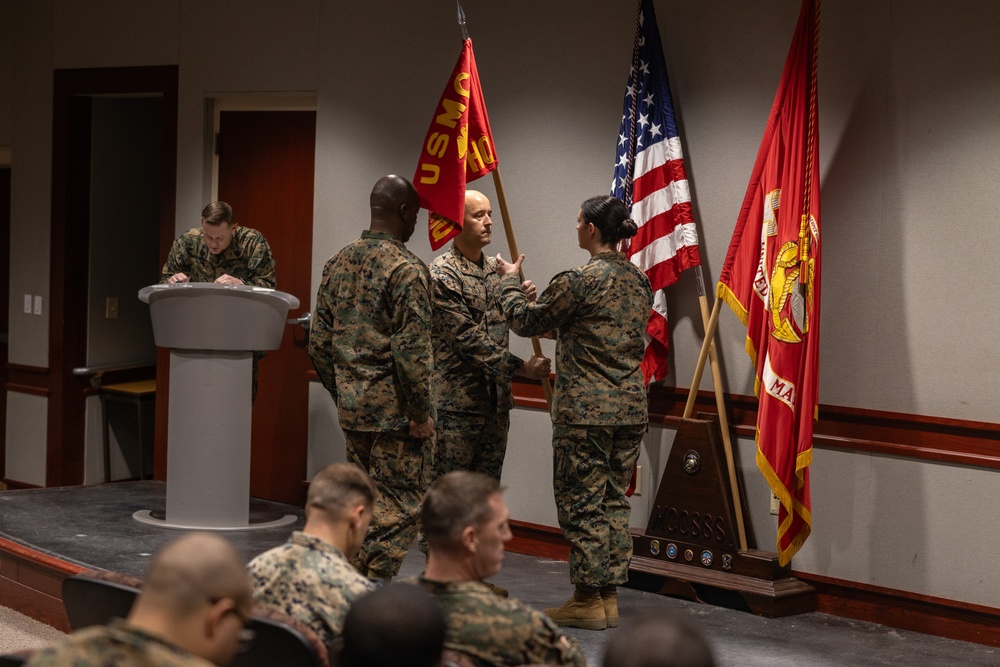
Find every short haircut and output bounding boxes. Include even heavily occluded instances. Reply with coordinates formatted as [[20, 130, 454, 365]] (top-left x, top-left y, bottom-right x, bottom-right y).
[[603, 610, 715, 667], [340, 583, 445, 667], [140, 533, 251, 616], [307, 463, 378, 521], [201, 201, 234, 226], [421, 471, 503, 550]]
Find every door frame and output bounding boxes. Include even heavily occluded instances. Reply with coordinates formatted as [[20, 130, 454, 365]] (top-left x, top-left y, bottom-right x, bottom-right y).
[[49, 66, 177, 486]]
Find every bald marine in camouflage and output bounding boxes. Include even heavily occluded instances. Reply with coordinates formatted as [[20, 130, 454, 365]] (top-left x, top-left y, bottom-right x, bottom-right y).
[[413, 471, 585, 667], [429, 190, 550, 484], [497, 195, 652, 631], [248, 463, 377, 651], [308, 175, 435, 581], [27, 534, 253, 667]]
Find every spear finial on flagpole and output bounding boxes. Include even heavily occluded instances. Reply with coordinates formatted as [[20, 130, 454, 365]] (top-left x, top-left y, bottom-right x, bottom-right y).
[[457, 1, 469, 40]]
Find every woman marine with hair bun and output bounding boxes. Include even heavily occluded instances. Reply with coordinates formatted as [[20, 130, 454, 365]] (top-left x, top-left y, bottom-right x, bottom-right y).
[[495, 194, 652, 631]]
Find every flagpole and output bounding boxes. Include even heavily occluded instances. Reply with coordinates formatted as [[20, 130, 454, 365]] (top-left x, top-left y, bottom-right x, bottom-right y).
[[456, 1, 553, 413], [690, 266, 747, 550], [492, 168, 554, 412]]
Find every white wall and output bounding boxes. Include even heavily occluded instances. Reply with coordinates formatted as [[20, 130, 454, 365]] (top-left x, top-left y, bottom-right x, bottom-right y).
[[3, 0, 1000, 609]]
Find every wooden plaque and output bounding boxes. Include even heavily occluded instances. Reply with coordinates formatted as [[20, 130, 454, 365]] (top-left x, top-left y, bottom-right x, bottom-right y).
[[628, 415, 816, 617]]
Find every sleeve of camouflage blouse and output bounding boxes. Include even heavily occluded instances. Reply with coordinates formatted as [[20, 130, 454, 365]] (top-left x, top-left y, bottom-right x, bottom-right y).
[[497, 270, 580, 339], [432, 266, 522, 381], [244, 232, 277, 288], [390, 262, 435, 424], [524, 613, 588, 667], [159, 238, 188, 283], [307, 262, 337, 403]]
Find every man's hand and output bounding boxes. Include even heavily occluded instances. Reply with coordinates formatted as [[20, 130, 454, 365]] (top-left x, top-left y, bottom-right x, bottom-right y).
[[495, 253, 525, 277], [215, 274, 245, 285], [518, 355, 551, 380], [521, 279, 538, 302], [166, 273, 189, 284], [409, 417, 435, 439]]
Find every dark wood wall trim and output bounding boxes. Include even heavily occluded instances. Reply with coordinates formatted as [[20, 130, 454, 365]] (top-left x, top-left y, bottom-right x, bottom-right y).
[[798, 571, 1000, 648], [512, 379, 1000, 469], [508, 520, 1000, 648], [6, 364, 48, 374], [5, 384, 50, 398]]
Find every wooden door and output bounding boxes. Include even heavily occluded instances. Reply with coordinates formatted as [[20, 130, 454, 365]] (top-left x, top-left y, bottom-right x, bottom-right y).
[[217, 110, 315, 506]]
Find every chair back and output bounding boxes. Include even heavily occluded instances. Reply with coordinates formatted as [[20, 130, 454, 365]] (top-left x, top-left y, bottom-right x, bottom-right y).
[[61, 570, 142, 630], [228, 608, 328, 667]]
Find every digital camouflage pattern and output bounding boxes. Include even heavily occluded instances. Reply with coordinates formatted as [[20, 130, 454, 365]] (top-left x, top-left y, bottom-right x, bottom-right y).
[[553, 423, 646, 587], [498, 250, 650, 588], [159, 227, 276, 288], [247, 531, 373, 650], [412, 577, 585, 667], [308, 230, 434, 431], [497, 250, 652, 426], [433, 410, 509, 483], [160, 225, 275, 401], [25, 620, 213, 667], [430, 245, 525, 483], [344, 429, 430, 578], [430, 246, 524, 415]]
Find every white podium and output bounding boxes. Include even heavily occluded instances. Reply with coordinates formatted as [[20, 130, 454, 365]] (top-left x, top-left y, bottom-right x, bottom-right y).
[[133, 283, 299, 531]]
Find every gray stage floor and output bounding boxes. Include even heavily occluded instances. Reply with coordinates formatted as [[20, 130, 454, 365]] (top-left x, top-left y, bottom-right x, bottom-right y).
[[1, 481, 997, 666]]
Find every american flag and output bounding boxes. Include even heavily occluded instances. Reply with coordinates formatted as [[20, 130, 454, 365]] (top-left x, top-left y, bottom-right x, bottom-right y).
[[612, 0, 701, 384]]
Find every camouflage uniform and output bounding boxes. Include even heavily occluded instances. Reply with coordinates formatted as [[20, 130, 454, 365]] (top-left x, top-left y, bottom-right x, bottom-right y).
[[159, 226, 276, 288], [308, 230, 434, 578], [160, 226, 276, 401], [247, 531, 373, 650], [498, 251, 652, 588], [25, 619, 212, 667], [429, 245, 525, 482], [412, 577, 585, 667]]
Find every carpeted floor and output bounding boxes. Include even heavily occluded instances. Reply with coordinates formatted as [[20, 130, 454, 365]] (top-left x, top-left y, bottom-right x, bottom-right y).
[[0, 606, 65, 655]]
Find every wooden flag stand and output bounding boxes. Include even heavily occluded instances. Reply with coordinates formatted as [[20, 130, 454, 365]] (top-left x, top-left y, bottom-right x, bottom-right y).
[[627, 268, 816, 617]]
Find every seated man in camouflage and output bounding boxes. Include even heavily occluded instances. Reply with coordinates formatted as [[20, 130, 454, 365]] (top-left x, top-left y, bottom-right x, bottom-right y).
[[27, 533, 253, 667], [248, 463, 377, 652], [413, 471, 585, 667]]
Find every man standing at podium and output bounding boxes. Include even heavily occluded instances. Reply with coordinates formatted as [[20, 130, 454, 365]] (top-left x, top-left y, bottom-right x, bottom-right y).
[[309, 174, 435, 583], [160, 201, 276, 402], [160, 201, 275, 288]]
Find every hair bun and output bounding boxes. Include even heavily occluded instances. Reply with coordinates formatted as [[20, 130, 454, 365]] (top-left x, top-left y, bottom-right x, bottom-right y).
[[620, 218, 639, 239]]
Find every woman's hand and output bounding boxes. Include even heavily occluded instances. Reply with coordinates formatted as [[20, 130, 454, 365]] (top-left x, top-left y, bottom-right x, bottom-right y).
[[495, 252, 525, 277]]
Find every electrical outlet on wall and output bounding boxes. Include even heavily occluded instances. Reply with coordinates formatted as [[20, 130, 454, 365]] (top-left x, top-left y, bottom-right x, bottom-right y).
[[770, 493, 781, 515], [633, 465, 642, 495]]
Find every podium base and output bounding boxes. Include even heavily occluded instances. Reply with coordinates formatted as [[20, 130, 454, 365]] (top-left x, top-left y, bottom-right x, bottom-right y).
[[132, 510, 297, 532]]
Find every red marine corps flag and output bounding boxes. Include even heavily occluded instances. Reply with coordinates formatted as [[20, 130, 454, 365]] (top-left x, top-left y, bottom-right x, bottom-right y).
[[716, 0, 821, 565], [414, 38, 498, 250]]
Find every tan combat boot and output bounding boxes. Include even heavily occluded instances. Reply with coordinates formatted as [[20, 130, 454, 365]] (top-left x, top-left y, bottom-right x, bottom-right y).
[[543, 586, 607, 630], [600, 585, 618, 628]]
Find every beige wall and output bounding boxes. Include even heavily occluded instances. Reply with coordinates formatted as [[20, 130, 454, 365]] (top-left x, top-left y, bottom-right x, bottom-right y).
[[3, 0, 1000, 608]]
